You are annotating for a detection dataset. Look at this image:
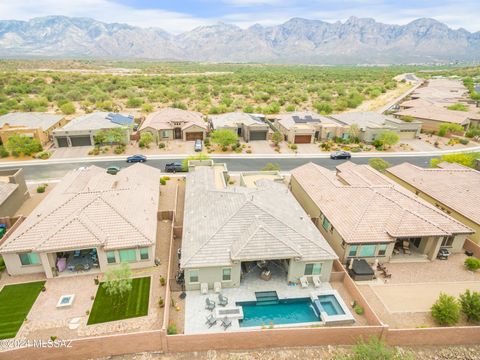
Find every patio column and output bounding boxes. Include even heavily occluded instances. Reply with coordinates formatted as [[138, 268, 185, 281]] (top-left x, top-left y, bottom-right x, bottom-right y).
[[40, 252, 54, 278]]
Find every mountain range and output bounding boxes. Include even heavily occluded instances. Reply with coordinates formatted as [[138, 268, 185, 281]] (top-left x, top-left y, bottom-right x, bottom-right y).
[[0, 16, 479, 64]]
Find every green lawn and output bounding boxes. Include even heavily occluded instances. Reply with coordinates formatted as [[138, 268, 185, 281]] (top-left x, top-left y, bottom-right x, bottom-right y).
[[0, 281, 45, 339], [87, 276, 151, 325]]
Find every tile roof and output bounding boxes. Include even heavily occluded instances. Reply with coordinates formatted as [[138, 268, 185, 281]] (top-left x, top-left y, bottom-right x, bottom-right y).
[[0, 164, 160, 254], [394, 106, 471, 124], [139, 108, 206, 131], [330, 111, 420, 129], [291, 162, 473, 244], [55, 112, 133, 132], [180, 167, 337, 268], [210, 112, 267, 129], [276, 111, 339, 130], [0, 112, 64, 131], [387, 162, 480, 225]]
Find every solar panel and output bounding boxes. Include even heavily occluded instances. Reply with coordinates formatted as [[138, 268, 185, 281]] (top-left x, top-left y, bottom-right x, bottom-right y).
[[108, 113, 134, 126]]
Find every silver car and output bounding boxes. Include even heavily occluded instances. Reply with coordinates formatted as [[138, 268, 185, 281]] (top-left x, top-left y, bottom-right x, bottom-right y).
[[194, 139, 203, 152]]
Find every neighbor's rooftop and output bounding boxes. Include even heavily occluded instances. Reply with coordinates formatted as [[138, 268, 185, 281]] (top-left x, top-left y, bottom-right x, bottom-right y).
[[394, 106, 472, 125], [276, 111, 340, 130], [0, 164, 160, 253], [387, 162, 480, 225], [181, 166, 337, 268], [210, 112, 267, 129], [0, 112, 64, 131], [291, 162, 473, 244], [329, 111, 421, 129], [54, 112, 134, 132]]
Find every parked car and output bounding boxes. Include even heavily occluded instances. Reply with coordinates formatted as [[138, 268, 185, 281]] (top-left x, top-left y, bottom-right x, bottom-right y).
[[126, 154, 147, 163], [330, 151, 351, 160], [164, 162, 185, 173], [106, 166, 121, 175], [194, 139, 203, 152]]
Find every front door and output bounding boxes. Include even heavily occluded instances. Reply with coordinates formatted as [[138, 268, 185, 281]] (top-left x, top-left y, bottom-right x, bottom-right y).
[[174, 128, 182, 140]]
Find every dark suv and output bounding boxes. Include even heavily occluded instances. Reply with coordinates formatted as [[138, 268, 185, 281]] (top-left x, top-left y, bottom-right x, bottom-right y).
[[330, 151, 351, 160], [164, 162, 185, 173], [126, 154, 147, 163]]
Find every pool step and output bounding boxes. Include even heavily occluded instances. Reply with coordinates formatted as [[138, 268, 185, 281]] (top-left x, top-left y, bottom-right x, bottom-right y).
[[255, 291, 279, 304]]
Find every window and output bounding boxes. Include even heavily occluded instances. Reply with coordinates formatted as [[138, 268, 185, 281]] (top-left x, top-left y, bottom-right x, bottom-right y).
[[222, 268, 232, 281], [139, 247, 149, 260], [342, 133, 350, 140], [161, 130, 168, 138], [359, 245, 376, 257], [441, 236, 454, 247], [411, 237, 421, 248], [378, 244, 388, 256], [189, 270, 199, 283], [322, 217, 330, 231], [348, 246, 358, 257], [19, 252, 40, 266], [304, 263, 322, 276], [106, 251, 116, 264], [119, 249, 137, 262]]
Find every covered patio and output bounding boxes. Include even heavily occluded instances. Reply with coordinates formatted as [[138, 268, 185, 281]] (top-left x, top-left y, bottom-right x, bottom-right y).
[[52, 248, 101, 277]]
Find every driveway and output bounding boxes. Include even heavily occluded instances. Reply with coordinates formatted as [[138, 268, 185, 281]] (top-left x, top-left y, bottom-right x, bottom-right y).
[[51, 146, 92, 159], [370, 281, 480, 313]]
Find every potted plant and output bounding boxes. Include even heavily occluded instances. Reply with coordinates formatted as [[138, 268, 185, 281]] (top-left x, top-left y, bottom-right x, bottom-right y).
[[158, 297, 165, 308]]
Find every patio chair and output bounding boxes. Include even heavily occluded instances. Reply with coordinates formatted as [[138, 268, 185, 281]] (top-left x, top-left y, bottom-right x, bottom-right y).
[[214, 281, 221, 293], [300, 276, 309, 288], [312, 275, 321, 288], [218, 293, 228, 307], [221, 317, 232, 330], [205, 298, 216, 311], [402, 240, 411, 255], [205, 314, 217, 328], [73, 250, 81, 257], [201, 283, 208, 295]]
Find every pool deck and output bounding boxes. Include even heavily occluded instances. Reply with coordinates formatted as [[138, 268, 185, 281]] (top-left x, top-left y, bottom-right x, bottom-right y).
[[184, 269, 335, 334]]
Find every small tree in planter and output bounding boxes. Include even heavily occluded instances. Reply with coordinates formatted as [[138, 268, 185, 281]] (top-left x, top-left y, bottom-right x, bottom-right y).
[[431, 293, 460, 326], [102, 263, 133, 300], [271, 131, 283, 146]]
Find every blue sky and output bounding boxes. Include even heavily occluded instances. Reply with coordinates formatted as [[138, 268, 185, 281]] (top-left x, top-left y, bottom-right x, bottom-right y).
[[1, 0, 479, 33]]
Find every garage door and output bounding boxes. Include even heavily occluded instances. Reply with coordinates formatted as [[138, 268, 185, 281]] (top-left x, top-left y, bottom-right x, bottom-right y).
[[185, 132, 204, 141], [70, 136, 92, 147], [294, 135, 312, 144], [399, 131, 417, 139], [249, 130, 267, 141], [56, 137, 69, 147]]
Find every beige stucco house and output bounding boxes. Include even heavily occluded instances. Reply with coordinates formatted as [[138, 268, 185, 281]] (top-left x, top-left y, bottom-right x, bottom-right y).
[[0, 168, 30, 217], [180, 161, 337, 291], [386, 162, 480, 244], [210, 112, 270, 141], [329, 112, 422, 142], [139, 108, 207, 142], [290, 162, 473, 264], [0, 112, 67, 146], [0, 164, 160, 278], [274, 112, 348, 144]]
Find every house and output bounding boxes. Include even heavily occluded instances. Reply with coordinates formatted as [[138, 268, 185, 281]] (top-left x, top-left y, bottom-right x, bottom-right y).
[[139, 108, 207, 142], [209, 112, 270, 141], [0, 164, 160, 278], [290, 162, 473, 264], [53, 112, 134, 147], [0, 112, 67, 146], [386, 162, 480, 244], [274, 112, 348, 144], [180, 161, 337, 291], [0, 168, 29, 217], [393, 106, 473, 132], [329, 112, 422, 142]]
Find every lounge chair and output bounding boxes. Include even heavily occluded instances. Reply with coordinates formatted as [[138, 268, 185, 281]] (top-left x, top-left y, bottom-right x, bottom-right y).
[[205, 314, 217, 328], [205, 298, 216, 311], [221, 317, 232, 330], [218, 293, 228, 306], [300, 276, 309, 288], [312, 275, 321, 288], [214, 282, 221, 293], [201, 282, 208, 295]]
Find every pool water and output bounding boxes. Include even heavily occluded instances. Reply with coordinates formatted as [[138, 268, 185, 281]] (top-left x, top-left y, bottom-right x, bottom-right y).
[[237, 297, 319, 327], [60, 296, 72, 304], [318, 294, 345, 316]]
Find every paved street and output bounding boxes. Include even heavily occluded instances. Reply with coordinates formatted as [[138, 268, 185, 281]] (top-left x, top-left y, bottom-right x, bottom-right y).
[[0, 155, 435, 181]]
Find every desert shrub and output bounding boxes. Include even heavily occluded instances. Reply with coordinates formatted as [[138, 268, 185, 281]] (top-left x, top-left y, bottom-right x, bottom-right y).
[[0, 256, 5, 271], [114, 145, 125, 154], [60, 102, 75, 115], [464, 257, 480, 271], [262, 163, 280, 171], [431, 293, 460, 326], [459, 289, 480, 323], [35, 151, 51, 159], [345, 337, 397, 360], [430, 152, 480, 168], [0, 145, 9, 158], [438, 123, 464, 137], [36, 185, 46, 193], [368, 158, 391, 172], [167, 323, 177, 335], [447, 103, 468, 111], [465, 128, 480, 138], [459, 138, 469, 145], [203, 137, 210, 147], [354, 304, 364, 315], [290, 144, 298, 150], [160, 178, 167, 185], [159, 142, 166, 149]]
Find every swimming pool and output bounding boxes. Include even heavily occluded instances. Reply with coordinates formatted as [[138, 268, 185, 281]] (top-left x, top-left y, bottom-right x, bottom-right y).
[[237, 297, 319, 327]]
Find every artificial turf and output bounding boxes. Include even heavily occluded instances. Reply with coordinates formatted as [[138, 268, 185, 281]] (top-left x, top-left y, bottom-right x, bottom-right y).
[[0, 281, 46, 339], [87, 276, 151, 325]]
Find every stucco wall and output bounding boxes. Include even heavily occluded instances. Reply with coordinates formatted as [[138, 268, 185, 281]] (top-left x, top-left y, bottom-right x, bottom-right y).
[[184, 264, 241, 291], [287, 259, 333, 283], [1, 252, 45, 276]]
